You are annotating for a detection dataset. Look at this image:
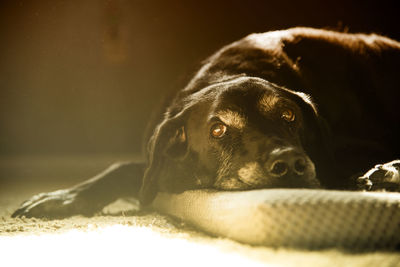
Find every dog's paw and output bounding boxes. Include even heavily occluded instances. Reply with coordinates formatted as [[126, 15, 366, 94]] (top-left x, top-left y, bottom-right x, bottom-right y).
[[357, 160, 400, 191], [11, 189, 91, 219]]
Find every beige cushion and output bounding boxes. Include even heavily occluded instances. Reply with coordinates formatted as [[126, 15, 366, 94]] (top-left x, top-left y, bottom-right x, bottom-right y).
[[153, 189, 400, 249]]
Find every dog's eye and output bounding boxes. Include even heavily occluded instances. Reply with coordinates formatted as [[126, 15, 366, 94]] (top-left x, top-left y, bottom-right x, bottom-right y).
[[281, 109, 295, 122], [210, 123, 227, 138]]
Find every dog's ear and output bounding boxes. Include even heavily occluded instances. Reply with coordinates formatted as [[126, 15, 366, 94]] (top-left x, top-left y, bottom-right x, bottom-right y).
[[139, 109, 190, 205], [164, 126, 188, 159]]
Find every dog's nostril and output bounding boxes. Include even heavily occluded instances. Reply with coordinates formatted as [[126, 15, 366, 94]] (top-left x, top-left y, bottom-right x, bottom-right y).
[[294, 158, 306, 175], [270, 160, 288, 176]]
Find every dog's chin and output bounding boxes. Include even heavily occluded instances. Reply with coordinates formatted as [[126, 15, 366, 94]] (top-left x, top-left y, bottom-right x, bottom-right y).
[[213, 161, 321, 190], [214, 176, 321, 191]]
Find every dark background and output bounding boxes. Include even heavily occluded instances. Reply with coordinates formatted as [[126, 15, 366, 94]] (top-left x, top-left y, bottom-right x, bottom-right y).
[[1, 0, 399, 158]]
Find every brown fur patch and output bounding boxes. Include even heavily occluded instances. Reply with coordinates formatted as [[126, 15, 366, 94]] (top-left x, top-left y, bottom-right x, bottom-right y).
[[258, 94, 280, 113], [217, 110, 246, 129]]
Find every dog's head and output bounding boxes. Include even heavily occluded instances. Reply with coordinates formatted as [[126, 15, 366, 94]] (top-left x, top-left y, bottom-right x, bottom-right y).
[[139, 76, 329, 205]]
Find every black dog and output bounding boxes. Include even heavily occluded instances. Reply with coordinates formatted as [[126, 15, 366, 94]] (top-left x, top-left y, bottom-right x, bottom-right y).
[[12, 27, 400, 218]]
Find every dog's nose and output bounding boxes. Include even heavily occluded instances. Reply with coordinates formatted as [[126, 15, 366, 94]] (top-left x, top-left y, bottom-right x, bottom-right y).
[[266, 147, 310, 177]]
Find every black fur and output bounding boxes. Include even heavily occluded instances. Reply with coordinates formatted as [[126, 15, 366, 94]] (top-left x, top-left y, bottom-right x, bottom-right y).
[[139, 27, 400, 204], [12, 27, 400, 218]]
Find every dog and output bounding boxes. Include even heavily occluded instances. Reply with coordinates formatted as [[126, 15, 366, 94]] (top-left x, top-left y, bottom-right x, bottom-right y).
[[12, 27, 400, 218]]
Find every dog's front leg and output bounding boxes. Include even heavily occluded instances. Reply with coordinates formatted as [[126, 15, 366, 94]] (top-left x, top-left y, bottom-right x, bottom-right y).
[[11, 162, 145, 219], [357, 160, 400, 191]]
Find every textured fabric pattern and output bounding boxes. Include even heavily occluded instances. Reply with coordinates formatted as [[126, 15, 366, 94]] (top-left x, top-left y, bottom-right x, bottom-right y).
[[152, 189, 400, 249]]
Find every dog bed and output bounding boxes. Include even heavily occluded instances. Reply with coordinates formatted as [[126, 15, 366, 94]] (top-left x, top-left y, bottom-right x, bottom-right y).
[[152, 189, 400, 249]]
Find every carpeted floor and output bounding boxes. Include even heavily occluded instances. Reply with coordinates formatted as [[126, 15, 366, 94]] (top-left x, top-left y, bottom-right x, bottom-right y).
[[1, 155, 400, 267]]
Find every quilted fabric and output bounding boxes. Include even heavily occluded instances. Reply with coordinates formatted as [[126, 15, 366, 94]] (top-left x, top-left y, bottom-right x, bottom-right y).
[[152, 189, 400, 249]]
